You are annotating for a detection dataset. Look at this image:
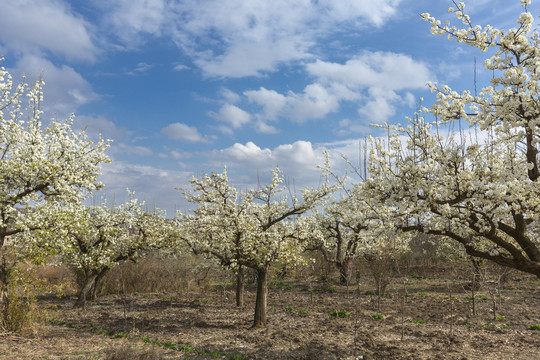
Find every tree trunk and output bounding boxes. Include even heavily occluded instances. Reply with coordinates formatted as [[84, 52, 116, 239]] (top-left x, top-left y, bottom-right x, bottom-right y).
[[253, 266, 268, 328], [0, 262, 8, 313], [89, 268, 109, 301], [0, 246, 15, 315], [0, 271, 8, 319], [75, 273, 98, 308], [338, 258, 355, 284], [236, 266, 245, 307]]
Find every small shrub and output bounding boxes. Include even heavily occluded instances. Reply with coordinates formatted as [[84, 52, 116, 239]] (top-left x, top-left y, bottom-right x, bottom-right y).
[[193, 298, 200, 303], [1, 268, 48, 335], [529, 324, 540, 330], [364, 290, 375, 295], [204, 299, 212, 304], [328, 310, 351, 318], [371, 313, 384, 320], [328, 288, 337, 293], [228, 354, 247, 360], [111, 332, 128, 339], [496, 315, 505, 322], [284, 306, 295, 313], [162, 341, 177, 350], [418, 292, 428, 297], [299, 309, 309, 315], [408, 319, 424, 324], [91, 326, 109, 336]]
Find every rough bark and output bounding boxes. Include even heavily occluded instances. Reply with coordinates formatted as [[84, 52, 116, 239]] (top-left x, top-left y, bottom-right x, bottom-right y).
[[236, 266, 245, 307], [89, 268, 109, 301], [74, 273, 98, 308], [253, 266, 268, 328]]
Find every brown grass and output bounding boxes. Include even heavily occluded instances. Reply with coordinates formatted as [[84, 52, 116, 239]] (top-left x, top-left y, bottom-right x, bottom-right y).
[[104, 344, 163, 360]]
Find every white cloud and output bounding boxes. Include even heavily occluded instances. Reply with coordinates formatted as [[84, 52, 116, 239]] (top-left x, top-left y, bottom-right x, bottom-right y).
[[306, 51, 433, 91], [113, 143, 154, 156], [318, 0, 402, 26], [209, 104, 251, 133], [10, 55, 99, 116], [194, 37, 310, 78], [0, 0, 97, 61], [254, 120, 279, 135], [335, 118, 372, 136], [245, 84, 339, 123], [212, 140, 327, 183], [99, 161, 193, 216], [161, 122, 209, 143], [75, 115, 131, 141], [245, 88, 287, 120], [127, 62, 154, 75], [244, 51, 434, 124], [358, 95, 396, 124], [286, 84, 340, 122], [118, 0, 402, 77], [219, 88, 241, 104], [170, 150, 192, 160], [106, 0, 168, 45], [173, 63, 190, 71]]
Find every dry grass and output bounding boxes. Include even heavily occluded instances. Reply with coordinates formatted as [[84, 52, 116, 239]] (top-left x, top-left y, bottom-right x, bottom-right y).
[[98, 252, 221, 297], [104, 344, 163, 360]]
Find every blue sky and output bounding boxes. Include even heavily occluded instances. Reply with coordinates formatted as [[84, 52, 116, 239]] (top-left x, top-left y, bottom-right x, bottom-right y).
[[0, 0, 535, 215]]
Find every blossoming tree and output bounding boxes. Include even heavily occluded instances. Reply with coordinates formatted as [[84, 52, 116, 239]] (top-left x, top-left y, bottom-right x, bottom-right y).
[[39, 196, 170, 308], [308, 197, 369, 283], [0, 63, 110, 306], [364, 0, 540, 278], [179, 168, 331, 327]]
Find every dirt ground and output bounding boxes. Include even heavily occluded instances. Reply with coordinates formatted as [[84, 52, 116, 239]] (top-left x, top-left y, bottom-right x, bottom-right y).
[[1, 273, 540, 360]]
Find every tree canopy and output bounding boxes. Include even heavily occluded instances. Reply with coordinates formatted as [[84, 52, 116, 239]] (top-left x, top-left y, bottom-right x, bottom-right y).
[[362, 0, 540, 278]]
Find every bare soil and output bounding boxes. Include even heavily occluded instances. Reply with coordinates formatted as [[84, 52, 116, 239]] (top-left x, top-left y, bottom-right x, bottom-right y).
[[1, 274, 540, 360]]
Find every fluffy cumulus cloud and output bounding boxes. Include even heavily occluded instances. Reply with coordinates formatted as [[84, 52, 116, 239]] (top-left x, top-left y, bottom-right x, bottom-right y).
[[212, 140, 326, 183], [9, 55, 99, 116], [306, 52, 432, 91], [208, 137, 379, 187], [0, 0, 97, 61], [245, 84, 340, 123], [161, 122, 209, 143], [244, 51, 434, 125], [209, 104, 251, 134], [309, 51, 434, 124]]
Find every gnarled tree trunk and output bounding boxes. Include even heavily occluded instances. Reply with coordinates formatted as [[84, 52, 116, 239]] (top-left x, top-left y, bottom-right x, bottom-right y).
[[75, 273, 98, 308], [89, 268, 110, 301], [75, 267, 111, 308]]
